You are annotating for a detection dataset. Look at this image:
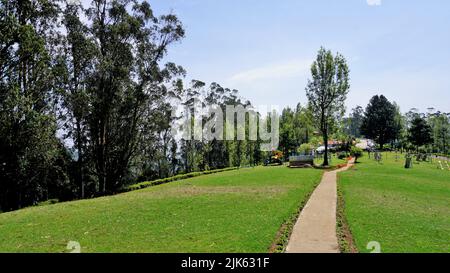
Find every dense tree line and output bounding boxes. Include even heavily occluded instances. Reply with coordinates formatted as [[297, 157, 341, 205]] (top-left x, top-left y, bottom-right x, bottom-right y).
[[342, 95, 449, 153], [1, 0, 69, 211], [277, 92, 449, 161], [279, 103, 314, 158], [0, 0, 267, 212]]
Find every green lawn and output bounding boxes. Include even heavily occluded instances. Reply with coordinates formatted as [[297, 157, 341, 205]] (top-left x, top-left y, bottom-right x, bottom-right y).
[[314, 154, 348, 168], [339, 153, 450, 253], [0, 166, 322, 253]]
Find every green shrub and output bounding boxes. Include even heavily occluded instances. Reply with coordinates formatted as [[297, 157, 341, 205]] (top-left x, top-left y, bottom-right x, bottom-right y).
[[417, 147, 429, 154], [121, 167, 238, 193], [298, 143, 314, 155], [337, 152, 349, 160], [37, 199, 59, 206], [350, 146, 364, 163]]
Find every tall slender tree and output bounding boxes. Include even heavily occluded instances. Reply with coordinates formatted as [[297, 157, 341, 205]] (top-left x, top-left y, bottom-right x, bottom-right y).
[[345, 106, 364, 138], [0, 0, 67, 210], [55, 3, 97, 198], [83, 0, 185, 194], [306, 47, 350, 166]]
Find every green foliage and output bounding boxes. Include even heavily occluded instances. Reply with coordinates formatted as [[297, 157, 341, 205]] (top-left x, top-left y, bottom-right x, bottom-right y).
[[297, 143, 314, 155], [1, 0, 264, 211], [349, 146, 363, 162], [428, 113, 449, 154], [177, 81, 262, 173], [0, 0, 71, 211], [392, 102, 407, 150], [337, 152, 350, 160], [279, 104, 314, 156], [417, 147, 427, 154], [306, 47, 350, 166], [408, 116, 433, 150], [83, 0, 185, 194], [344, 106, 364, 138], [279, 107, 297, 156], [2, 0, 447, 219], [361, 95, 400, 149], [123, 167, 238, 192]]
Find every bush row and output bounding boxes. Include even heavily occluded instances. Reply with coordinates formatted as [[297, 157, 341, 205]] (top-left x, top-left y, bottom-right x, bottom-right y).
[[121, 167, 239, 192]]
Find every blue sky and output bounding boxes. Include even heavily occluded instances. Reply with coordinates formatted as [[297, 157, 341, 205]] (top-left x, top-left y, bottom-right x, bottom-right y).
[[95, 0, 450, 113]]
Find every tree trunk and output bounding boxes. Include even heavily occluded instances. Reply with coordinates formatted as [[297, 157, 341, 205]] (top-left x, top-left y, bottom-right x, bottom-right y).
[[323, 132, 329, 166], [76, 121, 84, 199]]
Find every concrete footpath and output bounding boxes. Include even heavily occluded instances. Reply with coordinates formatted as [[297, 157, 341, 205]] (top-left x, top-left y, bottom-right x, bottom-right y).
[[286, 160, 354, 253]]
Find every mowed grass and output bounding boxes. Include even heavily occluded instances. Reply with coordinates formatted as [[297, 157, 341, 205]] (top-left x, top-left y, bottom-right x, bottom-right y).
[[339, 153, 450, 253], [314, 154, 348, 167], [0, 166, 322, 253]]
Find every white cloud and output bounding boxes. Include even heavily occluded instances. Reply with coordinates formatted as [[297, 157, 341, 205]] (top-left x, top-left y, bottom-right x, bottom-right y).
[[228, 59, 311, 84], [367, 0, 382, 6]]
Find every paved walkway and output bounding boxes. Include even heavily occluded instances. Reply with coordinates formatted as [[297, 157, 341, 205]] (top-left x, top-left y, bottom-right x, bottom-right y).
[[286, 160, 354, 253]]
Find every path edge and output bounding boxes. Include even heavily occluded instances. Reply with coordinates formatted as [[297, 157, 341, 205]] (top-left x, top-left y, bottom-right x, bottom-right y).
[[336, 167, 359, 253], [268, 173, 323, 253]]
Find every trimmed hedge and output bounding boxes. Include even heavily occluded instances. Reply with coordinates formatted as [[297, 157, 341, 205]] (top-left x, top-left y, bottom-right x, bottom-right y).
[[121, 167, 239, 193]]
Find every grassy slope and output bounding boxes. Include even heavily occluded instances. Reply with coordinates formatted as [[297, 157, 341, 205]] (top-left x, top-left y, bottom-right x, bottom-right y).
[[0, 166, 322, 253], [339, 153, 450, 253]]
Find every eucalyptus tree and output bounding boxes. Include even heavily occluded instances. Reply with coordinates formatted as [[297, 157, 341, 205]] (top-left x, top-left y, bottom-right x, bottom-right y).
[[83, 0, 185, 194], [430, 113, 449, 154], [392, 102, 407, 150], [305, 47, 350, 166], [279, 107, 296, 157], [55, 3, 97, 198], [0, 0, 67, 210], [178, 80, 206, 173], [345, 106, 364, 138], [178, 81, 259, 171], [294, 103, 314, 146], [408, 115, 433, 152]]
